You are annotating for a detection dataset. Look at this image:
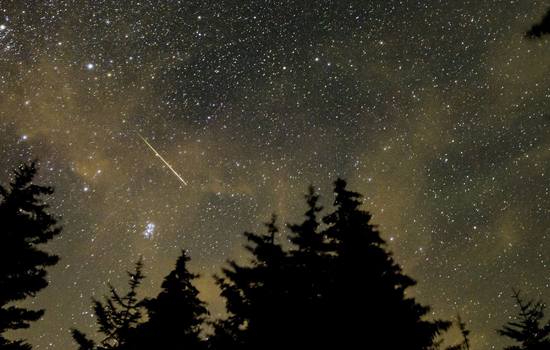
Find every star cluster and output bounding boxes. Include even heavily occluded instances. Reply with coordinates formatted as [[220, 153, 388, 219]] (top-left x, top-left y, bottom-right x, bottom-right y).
[[1, 1, 550, 348]]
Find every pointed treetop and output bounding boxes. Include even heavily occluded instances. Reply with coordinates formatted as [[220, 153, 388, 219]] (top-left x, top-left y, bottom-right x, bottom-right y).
[[497, 288, 550, 349], [0, 162, 62, 349], [244, 214, 285, 267], [323, 177, 384, 247], [288, 185, 324, 253]]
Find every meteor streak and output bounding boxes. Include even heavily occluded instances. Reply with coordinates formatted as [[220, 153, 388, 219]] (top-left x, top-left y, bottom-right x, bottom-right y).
[[137, 133, 188, 185]]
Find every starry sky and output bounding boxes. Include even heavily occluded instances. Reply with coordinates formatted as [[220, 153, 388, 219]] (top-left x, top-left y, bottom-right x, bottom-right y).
[[1, 1, 550, 349]]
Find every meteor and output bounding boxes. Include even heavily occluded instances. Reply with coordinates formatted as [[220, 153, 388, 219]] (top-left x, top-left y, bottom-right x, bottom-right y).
[[137, 133, 188, 185]]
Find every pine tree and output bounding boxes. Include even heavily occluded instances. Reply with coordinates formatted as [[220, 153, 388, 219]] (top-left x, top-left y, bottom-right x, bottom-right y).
[[72, 258, 146, 350], [126, 250, 208, 350], [285, 185, 331, 348], [320, 178, 450, 349], [243, 214, 286, 267], [71, 329, 95, 350], [211, 180, 450, 350], [457, 315, 471, 350], [287, 185, 324, 254], [446, 314, 471, 350], [497, 289, 550, 350], [526, 8, 550, 38], [0, 162, 61, 349], [211, 215, 288, 350]]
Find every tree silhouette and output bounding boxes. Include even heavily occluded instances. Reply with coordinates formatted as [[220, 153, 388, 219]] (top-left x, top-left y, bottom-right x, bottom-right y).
[[210, 214, 290, 350], [319, 178, 450, 349], [446, 314, 471, 350], [285, 185, 332, 348], [287, 185, 325, 254], [72, 258, 146, 350], [71, 329, 95, 350], [211, 180, 450, 350], [497, 288, 550, 350], [0, 162, 62, 350], [125, 250, 208, 350], [526, 8, 550, 38]]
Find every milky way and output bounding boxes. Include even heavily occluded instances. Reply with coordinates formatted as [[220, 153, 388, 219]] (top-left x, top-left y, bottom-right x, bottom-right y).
[[1, 1, 550, 348]]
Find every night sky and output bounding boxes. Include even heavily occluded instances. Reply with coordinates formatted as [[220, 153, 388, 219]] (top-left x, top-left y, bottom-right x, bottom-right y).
[[1, 1, 550, 348]]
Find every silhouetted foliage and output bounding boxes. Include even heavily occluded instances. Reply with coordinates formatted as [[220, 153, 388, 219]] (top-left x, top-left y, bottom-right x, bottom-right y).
[[457, 315, 471, 350], [285, 185, 333, 348], [0, 162, 62, 349], [211, 179, 450, 350], [446, 314, 471, 350], [71, 330, 94, 350], [72, 259, 146, 350], [320, 178, 450, 349], [287, 185, 324, 254], [497, 289, 550, 350], [526, 8, 550, 38], [125, 250, 208, 350], [211, 214, 298, 350]]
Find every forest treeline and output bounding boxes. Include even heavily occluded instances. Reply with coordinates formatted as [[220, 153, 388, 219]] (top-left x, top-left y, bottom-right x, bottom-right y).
[[2, 163, 550, 350]]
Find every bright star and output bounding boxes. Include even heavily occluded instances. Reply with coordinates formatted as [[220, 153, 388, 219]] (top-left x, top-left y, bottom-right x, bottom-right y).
[[142, 222, 155, 239]]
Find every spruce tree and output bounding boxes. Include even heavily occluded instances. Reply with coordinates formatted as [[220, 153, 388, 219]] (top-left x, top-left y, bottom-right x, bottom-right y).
[[285, 185, 330, 348], [526, 8, 550, 38], [127, 250, 208, 350], [456, 315, 471, 350], [211, 215, 288, 350], [72, 259, 146, 350], [0, 162, 61, 349], [212, 180, 450, 350], [320, 178, 450, 349], [287, 185, 324, 254], [497, 289, 550, 350], [446, 315, 471, 350]]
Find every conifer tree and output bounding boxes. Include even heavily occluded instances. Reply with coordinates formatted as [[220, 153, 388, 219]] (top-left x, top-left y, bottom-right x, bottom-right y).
[[287, 185, 324, 254], [457, 315, 471, 350], [285, 185, 330, 348], [526, 8, 550, 38], [243, 214, 285, 267], [0, 162, 61, 350], [497, 289, 550, 350], [211, 215, 288, 350], [320, 178, 450, 349], [446, 315, 471, 350], [212, 180, 450, 350], [72, 259, 146, 350], [71, 329, 95, 350], [127, 250, 208, 350]]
